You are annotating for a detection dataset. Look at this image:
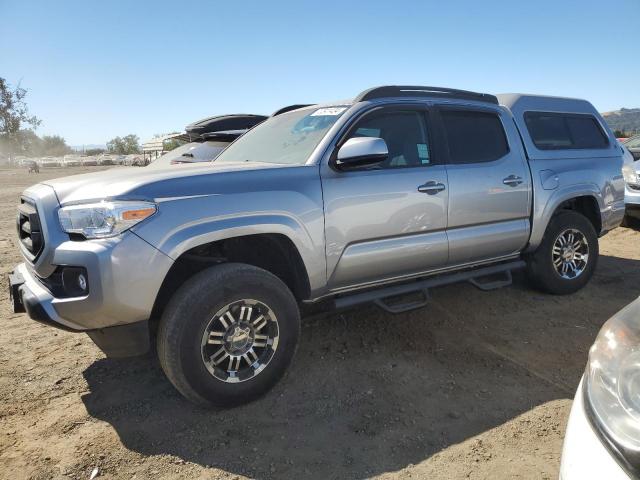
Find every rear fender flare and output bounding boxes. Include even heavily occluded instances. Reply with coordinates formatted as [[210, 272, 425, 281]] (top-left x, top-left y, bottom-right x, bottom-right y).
[[527, 184, 603, 252]]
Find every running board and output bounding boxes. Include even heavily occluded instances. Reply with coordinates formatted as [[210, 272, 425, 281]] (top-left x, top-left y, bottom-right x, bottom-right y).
[[333, 260, 526, 314], [468, 270, 513, 291]]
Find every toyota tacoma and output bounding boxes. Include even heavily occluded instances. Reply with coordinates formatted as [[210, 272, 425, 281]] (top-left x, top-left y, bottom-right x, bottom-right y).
[[10, 85, 626, 407]]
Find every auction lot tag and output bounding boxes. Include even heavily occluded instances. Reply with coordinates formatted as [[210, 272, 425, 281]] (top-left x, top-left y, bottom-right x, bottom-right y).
[[310, 107, 347, 116]]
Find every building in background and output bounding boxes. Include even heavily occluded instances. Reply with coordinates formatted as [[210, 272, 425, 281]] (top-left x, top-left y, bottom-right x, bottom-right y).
[[141, 132, 189, 164]]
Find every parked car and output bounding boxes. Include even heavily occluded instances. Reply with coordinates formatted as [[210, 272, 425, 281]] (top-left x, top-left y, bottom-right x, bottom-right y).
[[14, 156, 28, 166], [81, 156, 99, 166], [560, 296, 640, 480], [624, 134, 640, 161], [109, 155, 125, 165], [131, 156, 148, 167], [10, 85, 625, 407], [150, 138, 239, 167], [63, 155, 83, 167], [97, 154, 116, 166], [149, 114, 267, 167], [39, 156, 61, 167], [622, 143, 640, 225]]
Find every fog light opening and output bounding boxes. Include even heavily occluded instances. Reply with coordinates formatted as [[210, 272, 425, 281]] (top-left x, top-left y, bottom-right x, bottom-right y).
[[77, 273, 87, 292], [61, 267, 89, 297]]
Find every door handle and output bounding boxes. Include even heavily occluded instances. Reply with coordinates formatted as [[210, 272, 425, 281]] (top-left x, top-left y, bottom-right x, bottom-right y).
[[418, 181, 446, 194], [503, 175, 523, 187]]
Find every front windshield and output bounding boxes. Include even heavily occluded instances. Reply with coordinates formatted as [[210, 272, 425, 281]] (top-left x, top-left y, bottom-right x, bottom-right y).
[[216, 106, 348, 165]]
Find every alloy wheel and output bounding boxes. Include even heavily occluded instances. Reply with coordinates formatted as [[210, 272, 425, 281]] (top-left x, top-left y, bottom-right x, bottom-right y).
[[201, 299, 279, 383], [551, 228, 589, 280]]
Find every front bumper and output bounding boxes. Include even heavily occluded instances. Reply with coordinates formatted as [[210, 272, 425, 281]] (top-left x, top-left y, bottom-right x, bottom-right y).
[[626, 184, 640, 219], [560, 378, 630, 480], [10, 261, 155, 357], [12, 231, 173, 331], [10, 264, 80, 331]]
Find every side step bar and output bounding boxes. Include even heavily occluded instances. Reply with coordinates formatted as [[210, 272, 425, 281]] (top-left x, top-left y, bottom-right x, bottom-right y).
[[333, 260, 526, 314]]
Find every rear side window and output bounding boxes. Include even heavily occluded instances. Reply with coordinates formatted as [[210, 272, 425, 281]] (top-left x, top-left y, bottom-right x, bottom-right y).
[[524, 112, 609, 150], [441, 110, 509, 164]]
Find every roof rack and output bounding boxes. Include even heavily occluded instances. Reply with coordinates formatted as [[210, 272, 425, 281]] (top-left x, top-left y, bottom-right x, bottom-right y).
[[355, 85, 498, 105], [185, 114, 268, 136], [272, 104, 315, 116]]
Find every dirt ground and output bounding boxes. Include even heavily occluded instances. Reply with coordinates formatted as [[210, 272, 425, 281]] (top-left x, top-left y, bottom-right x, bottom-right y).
[[0, 166, 638, 480]]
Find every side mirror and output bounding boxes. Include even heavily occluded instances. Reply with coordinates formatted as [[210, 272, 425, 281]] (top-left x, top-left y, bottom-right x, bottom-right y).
[[335, 137, 388, 169]]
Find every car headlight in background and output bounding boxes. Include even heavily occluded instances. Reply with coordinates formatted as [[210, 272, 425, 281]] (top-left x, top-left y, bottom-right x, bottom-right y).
[[58, 201, 157, 239], [623, 163, 640, 187], [585, 296, 640, 473]]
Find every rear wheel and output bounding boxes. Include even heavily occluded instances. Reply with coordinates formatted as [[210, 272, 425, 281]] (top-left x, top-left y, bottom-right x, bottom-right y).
[[526, 211, 598, 295], [157, 263, 300, 407], [622, 214, 640, 228]]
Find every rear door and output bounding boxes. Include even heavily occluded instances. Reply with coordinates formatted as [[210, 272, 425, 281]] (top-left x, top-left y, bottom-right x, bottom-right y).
[[321, 105, 449, 291], [438, 106, 531, 265]]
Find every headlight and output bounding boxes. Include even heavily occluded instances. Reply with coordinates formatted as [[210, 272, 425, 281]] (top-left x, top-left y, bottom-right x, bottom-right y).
[[623, 163, 640, 186], [585, 296, 640, 469], [58, 201, 157, 239]]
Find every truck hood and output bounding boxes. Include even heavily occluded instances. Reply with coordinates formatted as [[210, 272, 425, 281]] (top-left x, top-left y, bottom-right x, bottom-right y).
[[41, 162, 288, 205]]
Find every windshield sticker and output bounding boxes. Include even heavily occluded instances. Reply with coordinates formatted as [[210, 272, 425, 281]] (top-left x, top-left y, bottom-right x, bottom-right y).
[[310, 107, 347, 117]]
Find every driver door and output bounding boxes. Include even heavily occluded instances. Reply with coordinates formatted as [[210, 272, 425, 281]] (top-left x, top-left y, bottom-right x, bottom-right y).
[[320, 105, 449, 291]]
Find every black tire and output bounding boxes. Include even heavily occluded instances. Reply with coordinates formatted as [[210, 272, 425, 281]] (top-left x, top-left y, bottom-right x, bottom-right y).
[[157, 263, 300, 408], [621, 215, 640, 229], [621, 215, 631, 228], [526, 211, 598, 295]]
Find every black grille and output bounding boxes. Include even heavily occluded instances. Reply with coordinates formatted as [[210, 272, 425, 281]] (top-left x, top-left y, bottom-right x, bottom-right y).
[[17, 198, 44, 259]]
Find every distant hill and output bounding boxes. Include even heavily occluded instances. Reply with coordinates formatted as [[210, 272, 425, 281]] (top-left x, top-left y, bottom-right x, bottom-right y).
[[602, 108, 640, 134]]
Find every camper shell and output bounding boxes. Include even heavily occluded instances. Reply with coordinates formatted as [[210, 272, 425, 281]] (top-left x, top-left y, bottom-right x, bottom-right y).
[[498, 94, 619, 161]]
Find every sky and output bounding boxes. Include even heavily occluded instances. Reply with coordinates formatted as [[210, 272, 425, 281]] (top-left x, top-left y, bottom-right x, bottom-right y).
[[1, 0, 639, 146]]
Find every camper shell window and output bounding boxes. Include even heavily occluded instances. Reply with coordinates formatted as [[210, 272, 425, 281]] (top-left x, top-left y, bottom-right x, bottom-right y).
[[524, 111, 609, 150]]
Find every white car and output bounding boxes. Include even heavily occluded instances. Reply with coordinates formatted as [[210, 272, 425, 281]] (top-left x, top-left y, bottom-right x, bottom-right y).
[[39, 156, 61, 167], [97, 154, 116, 165], [81, 156, 98, 166], [560, 296, 640, 479], [622, 143, 640, 225], [63, 155, 83, 167]]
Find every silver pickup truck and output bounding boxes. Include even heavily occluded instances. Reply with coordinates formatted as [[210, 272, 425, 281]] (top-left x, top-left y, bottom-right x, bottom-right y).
[[10, 86, 625, 407]]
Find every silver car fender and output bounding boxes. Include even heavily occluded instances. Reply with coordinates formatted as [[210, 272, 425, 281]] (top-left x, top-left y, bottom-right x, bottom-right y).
[[527, 183, 604, 251]]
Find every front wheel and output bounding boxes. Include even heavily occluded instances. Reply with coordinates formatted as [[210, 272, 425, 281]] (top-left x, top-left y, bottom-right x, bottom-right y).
[[526, 211, 598, 295], [157, 263, 300, 408]]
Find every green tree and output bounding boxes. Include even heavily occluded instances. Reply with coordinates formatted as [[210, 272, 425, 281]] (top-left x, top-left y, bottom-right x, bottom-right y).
[[614, 129, 635, 138], [107, 134, 140, 154], [85, 148, 106, 156], [151, 131, 182, 152], [0, 78, 41, 159], [40, 135, 72, 156], [162, 138, 182, 152], [15, 129, 42, 156]]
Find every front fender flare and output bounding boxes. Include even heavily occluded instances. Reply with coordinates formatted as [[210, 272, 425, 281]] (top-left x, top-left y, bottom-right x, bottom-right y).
[[140, 213, 326, 294]]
